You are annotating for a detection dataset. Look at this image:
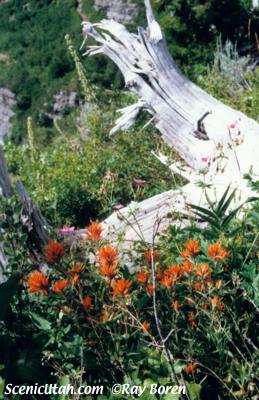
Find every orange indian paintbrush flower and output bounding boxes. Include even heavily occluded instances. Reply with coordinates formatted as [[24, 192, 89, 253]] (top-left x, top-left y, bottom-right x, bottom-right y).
[[160, 275, 173, 288], [52, 279, 69, 294], [45, 241, 65, 264], [136, 271, 150, 284], [99, 245, 119, 269], [165, 264, 183, 281], [194, 263, 211, 280], [182, 239, 200, 258], [207, 243, 229, 262], [99, 263, 118, 279], [209, 296, 224, 310], [82, 296, 93, 310], [146, 283, 154, 296], [144, 249, 159, 266], [184, 362, 197, 373], [172, 300, 181, 311], [86, 221, 103, 241], [112, 278, 132, 296], [68, 263, 85, 275], [141, 321, 150, 332], [27, 271, 49, 295]]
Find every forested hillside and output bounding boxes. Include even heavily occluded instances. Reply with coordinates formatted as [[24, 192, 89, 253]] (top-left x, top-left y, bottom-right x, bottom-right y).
[[0, 0, 258, 142]]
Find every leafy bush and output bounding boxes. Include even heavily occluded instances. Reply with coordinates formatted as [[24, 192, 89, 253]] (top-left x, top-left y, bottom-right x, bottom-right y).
[[0, 193, 258, 399], [4, 126, 180, 227]]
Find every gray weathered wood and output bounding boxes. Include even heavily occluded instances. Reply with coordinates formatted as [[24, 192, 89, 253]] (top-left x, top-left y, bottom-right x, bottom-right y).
[[80, 0, 259, 245], [16, 181, 51, 251]]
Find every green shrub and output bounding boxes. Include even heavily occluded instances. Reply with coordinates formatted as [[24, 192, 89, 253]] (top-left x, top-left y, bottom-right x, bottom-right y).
[[4, 127, 180, 227]]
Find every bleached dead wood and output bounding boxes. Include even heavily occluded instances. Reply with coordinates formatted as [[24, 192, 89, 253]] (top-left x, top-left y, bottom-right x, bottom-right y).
[[82, 0, 259, 244]]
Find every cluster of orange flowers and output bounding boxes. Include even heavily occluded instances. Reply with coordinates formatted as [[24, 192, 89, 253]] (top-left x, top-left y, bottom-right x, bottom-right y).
[[97, 244, 133, 297], [27, 235, 228, 334], [45, 241, 65, 264], [86, 221, 103, 241]]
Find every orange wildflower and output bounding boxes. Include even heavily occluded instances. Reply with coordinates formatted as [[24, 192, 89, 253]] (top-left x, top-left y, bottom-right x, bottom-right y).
[[207, 243, 229, 262], [160, 275, 173, 288], [68, 263, 85, 275], [82, 296, 93, 310], [45, 241, 65, 264], [52, 279, 69, 294], [172, 300, 181, 311], [27, 271, 49, 296], [99, 263, 118, 279], [156, 267, 164, 282], [166, 264, 183, 281], [193, 281, 203, 292], [194, 263, 211, 280], [144, 249, 159, 266], [147, 283, 154, 296], [99, 245, 119, 269], [182, 239, 200, 258], [141, 321, 150, 332], [86, 221, 103, 241], [136, 271, 150, 284], [209, 296, 224, 310], [182, 260, 193, 274], [184, 362, 197, 373], [112, 278, 132, 296], [70, 273, 79, 286], [188, 312, 197, 328]]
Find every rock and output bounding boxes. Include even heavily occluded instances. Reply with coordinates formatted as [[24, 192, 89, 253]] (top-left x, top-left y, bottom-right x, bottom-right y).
[[53, 91, 78, 114], [0, 88, 15, 144], [45, 91, 78, 120], [94, 0, 137, 23]]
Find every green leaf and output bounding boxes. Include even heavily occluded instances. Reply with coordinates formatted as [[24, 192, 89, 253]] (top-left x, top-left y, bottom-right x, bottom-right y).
[[163, 393, 180, 400], [186, 382, 202, 400], [0, 273, 20, 320], [215, 184, 231, 216], [0, 376, 5, 398], [188, 204, 218, 220], [29, 312, 51, 331]]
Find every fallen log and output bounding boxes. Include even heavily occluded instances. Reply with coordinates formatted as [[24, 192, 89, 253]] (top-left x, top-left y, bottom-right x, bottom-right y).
[[81, 0, 259, 244], [16, 181, 51, 251]]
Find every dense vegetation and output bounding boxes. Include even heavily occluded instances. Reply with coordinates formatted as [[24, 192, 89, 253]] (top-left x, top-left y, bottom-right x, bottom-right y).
[[0, 0, 258, 142], [0, 1, 258, 399]]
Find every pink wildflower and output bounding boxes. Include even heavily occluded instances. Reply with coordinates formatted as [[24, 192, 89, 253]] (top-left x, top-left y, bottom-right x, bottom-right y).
[[134, 178, 146, 185], [59, 226, 75, 235]]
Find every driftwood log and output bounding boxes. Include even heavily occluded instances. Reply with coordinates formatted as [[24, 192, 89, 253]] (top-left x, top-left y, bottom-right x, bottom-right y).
[[81, 0, 259, 245]]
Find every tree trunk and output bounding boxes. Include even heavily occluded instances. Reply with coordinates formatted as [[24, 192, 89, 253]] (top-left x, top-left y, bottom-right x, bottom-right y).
[[81, 0, 259, 245]]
